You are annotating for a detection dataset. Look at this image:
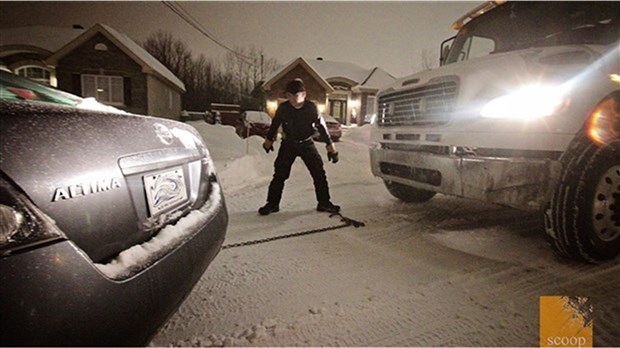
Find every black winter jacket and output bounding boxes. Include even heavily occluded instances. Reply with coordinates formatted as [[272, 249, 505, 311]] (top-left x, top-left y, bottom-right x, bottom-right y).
[[266, 100, 332, 145]]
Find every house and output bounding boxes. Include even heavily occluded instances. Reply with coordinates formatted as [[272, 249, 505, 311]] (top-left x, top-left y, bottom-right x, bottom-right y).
[[261, 57, 395, 126], [0, 24, 185, 120]]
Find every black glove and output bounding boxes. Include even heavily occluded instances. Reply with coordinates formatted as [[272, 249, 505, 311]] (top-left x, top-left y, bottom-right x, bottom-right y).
[[263, 139, 274, 153], [327, 151, 339, 163], [326, 143, 339, 163]]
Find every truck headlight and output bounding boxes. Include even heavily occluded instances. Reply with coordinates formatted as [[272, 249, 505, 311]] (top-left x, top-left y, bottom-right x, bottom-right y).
[[481, 86, 566, 120]]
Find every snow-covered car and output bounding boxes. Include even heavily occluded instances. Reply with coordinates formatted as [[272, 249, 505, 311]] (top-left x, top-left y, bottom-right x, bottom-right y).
[[313, 114, 342, 142], [236, 110, 272, 138], [0, 70, 228, 346]]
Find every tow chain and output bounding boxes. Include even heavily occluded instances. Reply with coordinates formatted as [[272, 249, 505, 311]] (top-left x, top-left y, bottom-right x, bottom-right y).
[[222, 213, 365, 250]]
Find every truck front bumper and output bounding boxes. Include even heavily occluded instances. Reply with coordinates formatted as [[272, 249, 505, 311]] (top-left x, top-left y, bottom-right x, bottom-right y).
[[370, 146, 562, 211]]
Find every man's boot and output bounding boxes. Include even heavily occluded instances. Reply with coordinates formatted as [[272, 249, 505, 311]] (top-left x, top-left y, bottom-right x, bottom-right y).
[[316, 201, 340, 213], [258, 203, 280, 215]]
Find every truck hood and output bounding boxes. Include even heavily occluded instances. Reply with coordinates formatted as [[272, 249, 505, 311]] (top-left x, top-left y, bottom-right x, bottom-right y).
[[381, 43, 617, 112], [0, 100, 211, 262]]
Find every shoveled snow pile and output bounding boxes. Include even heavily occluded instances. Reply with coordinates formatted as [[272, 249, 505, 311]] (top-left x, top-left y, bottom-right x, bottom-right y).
[[188, 122, 274, 192], [340, 123, 372, 145]]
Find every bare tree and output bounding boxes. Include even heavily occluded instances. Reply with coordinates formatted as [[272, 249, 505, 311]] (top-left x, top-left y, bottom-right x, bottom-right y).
[[224, 45, 281, 101], [420, 49, 438, 71], [142, 31, 280, 110], [142, 31, 193, 83]]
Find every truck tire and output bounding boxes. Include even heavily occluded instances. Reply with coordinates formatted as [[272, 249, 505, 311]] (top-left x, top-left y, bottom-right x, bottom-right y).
[[384, 180, 436, 203], [547, 137, 620, 262]]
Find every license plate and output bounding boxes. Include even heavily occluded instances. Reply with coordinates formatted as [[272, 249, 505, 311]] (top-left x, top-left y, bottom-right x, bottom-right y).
[[143, 167, 188, 216]]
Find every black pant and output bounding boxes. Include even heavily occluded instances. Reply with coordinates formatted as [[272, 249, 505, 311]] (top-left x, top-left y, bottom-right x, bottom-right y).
[[266, 139, 330, 206]]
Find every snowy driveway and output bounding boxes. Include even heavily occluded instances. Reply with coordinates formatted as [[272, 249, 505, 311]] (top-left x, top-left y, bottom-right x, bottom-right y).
[[151, 124, 619, 347]]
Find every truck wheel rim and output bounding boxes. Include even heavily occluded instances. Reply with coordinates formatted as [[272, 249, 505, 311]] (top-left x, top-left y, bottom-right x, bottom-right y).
[[592, 165, 620, 242]]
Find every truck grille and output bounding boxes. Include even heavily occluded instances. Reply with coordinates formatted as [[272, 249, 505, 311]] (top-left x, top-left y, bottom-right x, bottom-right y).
[[377, 77, 458, 127], [379, 162, 442, 186]]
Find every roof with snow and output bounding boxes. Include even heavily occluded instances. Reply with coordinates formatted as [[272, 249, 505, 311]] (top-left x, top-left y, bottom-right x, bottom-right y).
[[1, 24, 185, 92], [0, 26, 84, 53], [263, 57, 395, 93], [47, 23, 185, 92]]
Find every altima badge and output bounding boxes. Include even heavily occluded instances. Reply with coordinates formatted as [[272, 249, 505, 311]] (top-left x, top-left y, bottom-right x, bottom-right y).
[[154, 123, 174, 145], [52, 177, 122, 202]]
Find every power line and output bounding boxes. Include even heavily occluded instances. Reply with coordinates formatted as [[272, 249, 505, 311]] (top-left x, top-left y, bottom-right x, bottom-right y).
[[162, 1, 247, 59], [161, 1, 256, 65]]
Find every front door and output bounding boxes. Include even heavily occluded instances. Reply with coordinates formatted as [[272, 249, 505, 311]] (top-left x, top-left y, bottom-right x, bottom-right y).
[[329, 99, 347, 124]]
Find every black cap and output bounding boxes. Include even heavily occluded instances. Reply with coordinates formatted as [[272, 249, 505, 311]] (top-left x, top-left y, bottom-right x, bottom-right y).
[[285, 78, 305, 94]]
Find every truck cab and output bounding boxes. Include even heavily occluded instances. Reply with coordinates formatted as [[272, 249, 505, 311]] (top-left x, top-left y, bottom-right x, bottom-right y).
[[370, 1, 619, 262]]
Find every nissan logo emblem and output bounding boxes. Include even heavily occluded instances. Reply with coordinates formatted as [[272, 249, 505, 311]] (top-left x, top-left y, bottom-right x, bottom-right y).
[[154, 123, 174, 145]]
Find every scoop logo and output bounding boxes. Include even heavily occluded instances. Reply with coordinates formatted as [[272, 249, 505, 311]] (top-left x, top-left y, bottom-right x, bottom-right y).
[[540, 296, 593, 348]]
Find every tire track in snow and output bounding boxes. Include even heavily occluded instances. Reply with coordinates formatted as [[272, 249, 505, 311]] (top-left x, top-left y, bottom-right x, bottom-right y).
[[245, 265, 538, 347]]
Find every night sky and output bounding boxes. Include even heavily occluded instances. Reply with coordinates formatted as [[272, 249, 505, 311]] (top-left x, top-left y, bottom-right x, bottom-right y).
[[0, 1, 479, 77]]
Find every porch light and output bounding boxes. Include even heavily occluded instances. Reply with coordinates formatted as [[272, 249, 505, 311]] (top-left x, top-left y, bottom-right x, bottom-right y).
[[266, 100, 278, 114], [317, 104, 326, 114]]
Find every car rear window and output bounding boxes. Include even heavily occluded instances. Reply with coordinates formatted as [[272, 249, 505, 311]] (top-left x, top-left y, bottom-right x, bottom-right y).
[[0, 71, 79, 107]]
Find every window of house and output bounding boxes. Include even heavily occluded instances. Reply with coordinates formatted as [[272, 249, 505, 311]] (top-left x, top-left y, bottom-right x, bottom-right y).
[[94, 43, 108, 51], [81, 74, 124, 105], [366, 96, 376, 115], [16, 66, 51, 85]]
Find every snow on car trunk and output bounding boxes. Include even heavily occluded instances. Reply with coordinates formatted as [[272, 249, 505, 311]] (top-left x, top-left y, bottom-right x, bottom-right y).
[[0, 101, 213, 263]]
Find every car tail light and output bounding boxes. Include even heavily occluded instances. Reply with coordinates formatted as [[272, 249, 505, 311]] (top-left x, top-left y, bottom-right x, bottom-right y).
[[0, 176, 65, 256]]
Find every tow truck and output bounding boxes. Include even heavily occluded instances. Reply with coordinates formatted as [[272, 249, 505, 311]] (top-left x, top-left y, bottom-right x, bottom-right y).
[[370, 1, 619, 262]]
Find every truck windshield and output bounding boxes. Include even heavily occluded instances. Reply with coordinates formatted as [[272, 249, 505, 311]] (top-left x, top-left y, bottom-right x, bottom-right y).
[[445, 2, 619, 64]]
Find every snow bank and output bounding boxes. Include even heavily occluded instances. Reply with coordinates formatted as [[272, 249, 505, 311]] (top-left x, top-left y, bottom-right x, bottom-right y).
[[187, 122, 261, 162], [188, 122, 274, 193], [341, 124, 372, 146], [187, 121, 373, 194]]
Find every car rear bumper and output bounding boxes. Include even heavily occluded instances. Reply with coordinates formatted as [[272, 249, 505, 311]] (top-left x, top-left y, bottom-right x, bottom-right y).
[[0, 183, 227, 346]]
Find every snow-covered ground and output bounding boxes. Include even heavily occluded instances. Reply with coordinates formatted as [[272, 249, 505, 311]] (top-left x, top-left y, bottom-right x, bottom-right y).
[[150, 122, 619, 347]]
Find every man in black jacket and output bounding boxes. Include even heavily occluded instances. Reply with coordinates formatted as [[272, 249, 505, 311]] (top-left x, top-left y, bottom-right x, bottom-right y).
[[259, 78, 340, 215]]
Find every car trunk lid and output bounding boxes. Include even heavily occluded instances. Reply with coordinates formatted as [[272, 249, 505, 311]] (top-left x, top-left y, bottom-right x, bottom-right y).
[[0, 101, 211, 263]]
